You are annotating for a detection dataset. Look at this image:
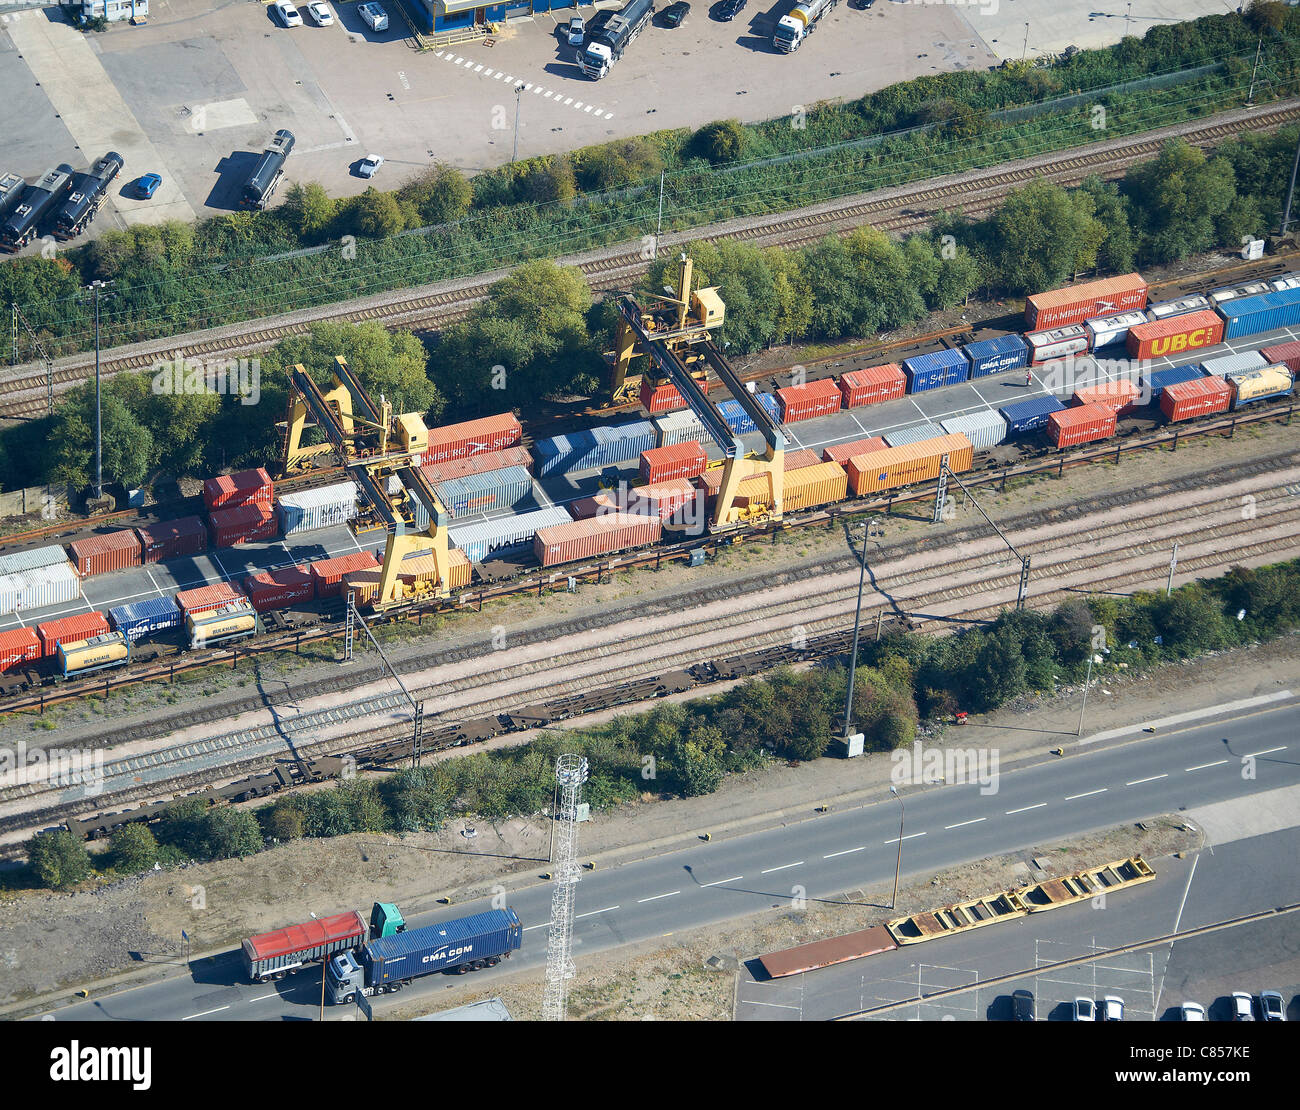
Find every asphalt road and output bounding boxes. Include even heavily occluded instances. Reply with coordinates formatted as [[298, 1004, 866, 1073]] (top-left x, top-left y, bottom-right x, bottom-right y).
[[36, 694, 1300, 1021]]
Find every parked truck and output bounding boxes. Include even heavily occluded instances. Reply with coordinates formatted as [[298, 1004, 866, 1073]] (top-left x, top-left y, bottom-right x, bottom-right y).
[[773, 0, 836, 52], [578, 0, 653, 79], [54, 151, 124, 240], [240, 129, 295, 210], [242, 901, 406, 982], [325, 906, 522, 1003]]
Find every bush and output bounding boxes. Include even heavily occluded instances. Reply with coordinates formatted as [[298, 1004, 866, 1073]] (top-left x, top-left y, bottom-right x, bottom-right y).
[[108, 824, 160, 874], [690, 119, 747, 164], [27, 830, 93, 890], [197, 807, 263, 860]]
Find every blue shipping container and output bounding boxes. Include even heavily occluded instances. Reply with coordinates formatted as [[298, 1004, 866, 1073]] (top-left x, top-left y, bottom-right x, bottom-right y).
[[1218, 287, 1300, 340], [1000, 396, 1066, 435], [109, 596, 183, 642], [433, 466, 533, 517], [363, 908, 522, 982], [1143, 364, 1203, 403], [902, 348, 970, 393], [717, 398, 757, 435], [964, 335, 1029, 378]]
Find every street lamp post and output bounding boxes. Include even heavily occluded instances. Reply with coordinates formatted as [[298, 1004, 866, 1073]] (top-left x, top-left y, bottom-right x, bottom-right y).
[[1021, 22, 1029, 61], [889, 786, 904, 910], [1076, 649, 1095, 738], [842, 522, 869, 740], [511, 82, 525, 164], [87, 280, 111, 502]]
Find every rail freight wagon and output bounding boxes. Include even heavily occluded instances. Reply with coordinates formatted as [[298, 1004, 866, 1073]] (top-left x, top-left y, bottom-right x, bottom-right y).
[[777, 378, 842, 422], [1225, 365, 1294, 409], [1025, 273, 1148, 330], [240, 129, 295, 210], [53, 151, 123, 239], [325, 907, 522, 1002], [1261, 339, 1300, 375], [1, 164, 74, 251], [185, 601, 261, 650], [242, 909, 368, 982], [57, 631, 132, 679], [1025, 325, 1089, 364], [1084, 310, 1148, 351], [1209, 280, 1272, 305]]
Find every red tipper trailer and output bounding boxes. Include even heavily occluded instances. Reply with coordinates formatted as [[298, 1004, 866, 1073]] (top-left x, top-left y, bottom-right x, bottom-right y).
[[758, 925, 897, 979], [241, 909, 368, 982]]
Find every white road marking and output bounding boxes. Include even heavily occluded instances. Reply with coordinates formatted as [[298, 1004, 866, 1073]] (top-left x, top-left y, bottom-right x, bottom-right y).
[[761, 861, 804, 874], [944, 817, 985, 830], [523, 921, 550, 931], [250, 993, 279, 1002], [1243, 746, 1286, 757], [744, 999, 802, 1010], [182, 1006, 230, 1020], [1005, 803, 1047, 814], [823, 846, 866, 858], [1185, 760, 1229, 772], [700, 875, 743, 887], [1125, 774, 1168, 786], [1065, 788, 1107, 800], [575, 905, 620, 919], [637, 890, 680, 903], [885, 832, 927, 844]]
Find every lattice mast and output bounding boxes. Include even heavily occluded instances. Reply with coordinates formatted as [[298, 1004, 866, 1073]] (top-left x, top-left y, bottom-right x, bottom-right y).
[[542, 754, 588, 1021]]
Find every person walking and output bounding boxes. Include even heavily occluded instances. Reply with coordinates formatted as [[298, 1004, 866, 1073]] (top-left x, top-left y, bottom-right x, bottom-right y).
[[1025, 368, 1033, 388]]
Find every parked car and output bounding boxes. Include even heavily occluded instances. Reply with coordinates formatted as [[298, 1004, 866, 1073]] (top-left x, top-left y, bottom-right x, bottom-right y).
[[662, 1, 690, 25], [1180, 1002, 1206, 1021], [566, 15, 585, 45], [1259, 990, 1286, 1021], [717, 0, 745, 19], [358, 154, 384, 179], [136, 173, 162, 199], [358, 1, 387, 30], [1098, 996, 1124, 1022], [306, 1, 334, 24], [1011, 989, 1035, 1021], [1073, 997, 1095, 1021], [274, 1, 303, 26], [1231, 992, 1254, 1021]]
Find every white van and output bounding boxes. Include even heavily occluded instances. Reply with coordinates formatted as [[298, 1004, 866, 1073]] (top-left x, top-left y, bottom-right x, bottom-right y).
[[358, 1, 388, 30]]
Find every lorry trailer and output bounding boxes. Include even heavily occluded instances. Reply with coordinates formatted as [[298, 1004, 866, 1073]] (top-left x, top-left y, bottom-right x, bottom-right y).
[[242, 902, 405, 982], [54, 151, 124, 239], [578, 0, 653, 79], [773, 0, 836, 52], [0, 164, 74, 252], [240, 129, 295, 209], [0, 173, 25, 226]]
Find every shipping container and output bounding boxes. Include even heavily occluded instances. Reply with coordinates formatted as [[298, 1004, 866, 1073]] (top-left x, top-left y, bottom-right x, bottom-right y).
[[0, 562, 81, 616], [776, 378, 842, 423], [822, 435, 887, 466], [309, 550, 381, 598], [276, 482, 358, 536], [1070, 379, 1140, 414], [1227, 365, 1294, 409], [783, 448, 823, 471], [1084, 310, 1149, 350], [535, 422, 655, 476], [204, 467, 273, 512], [1260, 339, 1300, 375], [1046, 403, 1116, 448], [210, 503, 277, 548], [534, 512, 662, 567], [639, 441, 707, 484], [36, 611, 109, 658], [1199, 350, 1268, 378], [108, 596, 184, 642], [0, 627, 40, 672], [839, 364, 906, 408], [175, 581, 245, 617], [1159, 376, 1233, 422], [638, 376, 710, 413], [420, 445, 532, 486], [432, 465, 533, 517], [68, 529, 143, 577], [782, 461, 847, 511], [964, 334, 1029, 378], [402, 548, 472, 591], [185, 601, 259, 650], [756, 391, 782, 425], [242, 910, 367, 982], [883, 422, 945, 447], [572, 479, 700, 522], [939, 410, 1008, 451], [653, 409, 709, 447], [902, 348, 970, 393], [632, 478, 701, 523], [57, 632, 130, 678], [1026, 325, 1089, 363], [137, 516, 208, 563], [0, 544, 73, 576], [1143, 364, 1203, 403], [245, 565, 315, 612], [1000, 395, 1067, 435], [1146, 294, 1211, 322], [715, 398, 758, 436], [1025, 273, 1148, 330], [424, 413, 523, 465], [698, 466, 776, 510], [1126, 309, 1225, 361], [358, 909, 522, 985], [448, 506, 572, 563], [845, 434, 974, 496], [1217, 287, 1300, 340]]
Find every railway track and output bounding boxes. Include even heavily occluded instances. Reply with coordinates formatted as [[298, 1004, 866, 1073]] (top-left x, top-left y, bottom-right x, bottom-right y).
[[2, 100, 1298, 420]]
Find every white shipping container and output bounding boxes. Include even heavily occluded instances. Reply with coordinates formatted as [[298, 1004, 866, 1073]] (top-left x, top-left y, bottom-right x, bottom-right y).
[[0, 574, 21, 615], [277, 482, 359, 535], [653, 410, 708, 447], [1084, 310, 1148, 350], [883, 422, 945, 448], [940, 410, 1008, 451], [1200, 351, 1268, 377], [0, 562, 81, 616], [0, 544, 74, 576], [448, 506, 572, 563]]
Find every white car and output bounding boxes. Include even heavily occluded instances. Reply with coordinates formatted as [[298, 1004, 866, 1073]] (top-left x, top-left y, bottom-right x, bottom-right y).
[[358, 154, 384, 178], [1180, 1001, 1206, 1021], [274, 1, 303, 26], [566, 15, 585, 45], [358, 1, 388, 30], [306, 1, 333, 24], [1098, 996, 1124, 1022], [1231, 991, 1254, 1021], [1072, 997, 1095, 1021]]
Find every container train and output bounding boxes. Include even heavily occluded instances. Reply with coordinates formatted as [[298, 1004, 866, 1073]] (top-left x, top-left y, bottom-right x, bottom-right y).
[[53, 151, 124, 240], [0, 164, 74, 252]]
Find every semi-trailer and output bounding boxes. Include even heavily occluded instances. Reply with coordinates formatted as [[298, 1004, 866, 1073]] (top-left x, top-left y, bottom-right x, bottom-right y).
[[240, 129, 295, 209], [242, 903, 405, 983], [773, 0, 836, 52], [578, 0, 653, 79], [0, 173, 25, 226], [0, 164, 74, 252], [53, 151, 124, 239]]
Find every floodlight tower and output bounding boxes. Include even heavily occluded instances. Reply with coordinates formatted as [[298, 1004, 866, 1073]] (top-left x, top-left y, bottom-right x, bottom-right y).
[[542, 754, 588, 1021]]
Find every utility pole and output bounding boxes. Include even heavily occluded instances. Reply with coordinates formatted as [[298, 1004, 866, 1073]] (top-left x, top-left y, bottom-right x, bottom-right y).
[[543, 754, 587, 1021], [842, 522, 868, 741], [81, 279, 113, 502], [1076, 649, 1095, 738], [1021, 22, 1029, 61], [1247, 35, 1263, 105], [889, 786, 904, 910], [511, 82, 525, 164], [1282, 126, 1300, 238], [1166, 541, 1179, 596], [654, 171, 665, 260]]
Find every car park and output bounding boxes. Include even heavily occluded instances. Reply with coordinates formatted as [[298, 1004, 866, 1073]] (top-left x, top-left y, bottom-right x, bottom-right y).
[[358, 1, 388, 30], [1259, 991, 1286, 1021], [1098, 996, 1124, 1022], [1011, 989, 1035, 1021], [136, 173, 162, 199], [306, 1, 333, 25], [662, 1, 690, 25], [1180, 1002, 1206, 1021], [1073, 997, 1095, 1021], [273, 1, 303, 27], [566, 15, 585, 45], [1231, 992, 1254, 1021]]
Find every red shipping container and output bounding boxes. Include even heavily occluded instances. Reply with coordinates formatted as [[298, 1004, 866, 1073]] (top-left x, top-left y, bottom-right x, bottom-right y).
[[37, 612, 109, 658], [0, 627, 40, 672], [784, 448, 823, 471], [639, 377, 712, 414], [1070, 379, 1140, 414], [1260, 340, 1300, 376], [1159, 376, 1232, 422], [309, 550, 381, 598], [204, 467, 273, 512], [424, 413, 522, 465], [839, 364, 906, 408], [639, 441, 707, 484], [633, 478, 700, 521], [210, 504, 277, 548], [1026, 273, 1148, 330], [69, 529, 143, 577], [777, 378, 842, 423], [175, 581, 245, 617], [823, 436, 887, 466], [534, 513, 662, 567], [244, 565, 315, 612], [1047, 403, 1118, 448], [421, 445, 532, 485], [1126, 309, 1224, 361], [137, 516, 208, 564]]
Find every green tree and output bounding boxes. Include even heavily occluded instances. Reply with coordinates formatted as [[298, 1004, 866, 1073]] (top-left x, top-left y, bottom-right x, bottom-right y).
[[764, 246, 814, 345], [691, 119, 747, 164], [198, 807, 263, 859], [574, 138, 664, 192], [156, 798, 210, 857], [1123, 140, 1238, 263], [400, 164, 473, 226], [964, 627, 1029, 710], [27, 830, 93, 890], [354, 187, 404, 238], [670, 738, 723, 797], [518, 157, 577, 204], [987, 180, 1104, 293], [380, 767, 452, 832], [1077, 176, 1137, 275], [259, 796, 306, 842], [50, 391, 153, 492], [281, 182, 336, 238], [108, 823, 161, 873]]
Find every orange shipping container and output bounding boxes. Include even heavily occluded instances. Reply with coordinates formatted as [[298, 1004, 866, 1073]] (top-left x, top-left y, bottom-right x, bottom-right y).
[[777, 378, 842, 423], [424, 413, 522, 465], [175, 581, 245, 616], [783, 461, 847, 511], [1070, 379, 1141, 414], [204, 467, 273, 512], [1159, 376, 1233, 422], [1047, 403, 1117, 448], [839, 364, 906, 408], [420, 445, 533, 486], [534, 513, 662, 567], [1126, 309, 1224, 361], [1026, 273, 1148, 330], [309, 550, 381, 598], [823, 436, 887, 466], [845, 434, 974, 496], [69, 529, 143, 577], [0, 627, 41, 672], [784, 448, 823, 471], [36, 612, 110, 658], [640, 441, 707, 484]]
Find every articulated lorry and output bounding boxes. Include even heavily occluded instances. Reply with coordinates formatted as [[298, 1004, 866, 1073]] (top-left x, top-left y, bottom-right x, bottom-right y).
[[773, 0, 836, 52], [578, 0, 654, 79]]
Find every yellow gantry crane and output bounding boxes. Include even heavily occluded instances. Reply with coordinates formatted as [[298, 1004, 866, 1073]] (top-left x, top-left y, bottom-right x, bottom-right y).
[[280, 356, 453, 606], [609, 254, 786, 528]]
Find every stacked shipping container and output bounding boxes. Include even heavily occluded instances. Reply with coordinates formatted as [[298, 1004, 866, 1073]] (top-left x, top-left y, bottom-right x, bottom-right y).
[[137, 516, 207, 563], [432, 466, 533, 517], [423, 413, 523, 465], [210, 504, 277, 547], [420, 445, 532, 486], [176, 581, 246, 616], [204, 468, 273, 512], [1025, 273, 1148, 329], [839, 364, 906, 408], [276, 482, 358, 536]]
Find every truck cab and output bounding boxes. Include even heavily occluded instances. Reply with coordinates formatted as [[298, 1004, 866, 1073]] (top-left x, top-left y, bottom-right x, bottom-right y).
[[325, 950, 365, 1004], [773, 14, 803, 50], [370, 901, 406, 938]]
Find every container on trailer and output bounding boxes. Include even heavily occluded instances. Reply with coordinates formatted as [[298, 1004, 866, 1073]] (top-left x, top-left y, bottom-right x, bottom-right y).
[[1143, 364, 1203, 403], [1070, 379, 1140, 414], [776, 378, 842, 422], [0, 627, 40, 672], [37, 611, 109, 658], [361, 909, 523, 984], [204, 467, 273, 512], [884, 422, 945, 448], [245, 565, 315, 612], [902, 349, 970, 393], [58, 632, 130, 677], [845, 434, 974, 496], [1199, 350, 1268, 378], [1000, 396, 1066, 435], [782, 461, 847, 511], [939, 410, 1008, 451], [1260, 339, 1300, 375], [823, 435, 887, 466], [309, 550, 381, 597], [1217, 287, 1300, 340], [964, 334, 1029, 378], [421, 445, 533, 486], [276, 482, 358, 536], [1025, 273, 1148, 330], [1159, 376, 1233, 422], [1126, 309, 1225, 361], [1026, 325, 1089, 363], [137, 516, 208, 563], [242, 910, 367, 982], [839, 364, 906, 408], [639, 376, 711, 413], [534, 512, 662, 566], [1084, 310, 1148, 350], [1145, 294, 1211, 322], [0, 544, 74, 576], [68, 529, 143, 577], [175, 581, 246, 617], [1046, 403, 1116, 448], [715, 399, 757, 435], [783, 448, 823, 471], [640, 442, 707, 484], [1227, 365, 1294, 408], [653, 409, 709, 447], [432, 465, 533, 517], [210, 503, 277, 547], [448, 506, 572, 564], [109, 596, 184, 642], [424, 413, 523, 466]]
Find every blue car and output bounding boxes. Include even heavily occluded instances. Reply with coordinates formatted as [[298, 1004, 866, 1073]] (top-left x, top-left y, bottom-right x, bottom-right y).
[[136, 173, 162, 199]]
